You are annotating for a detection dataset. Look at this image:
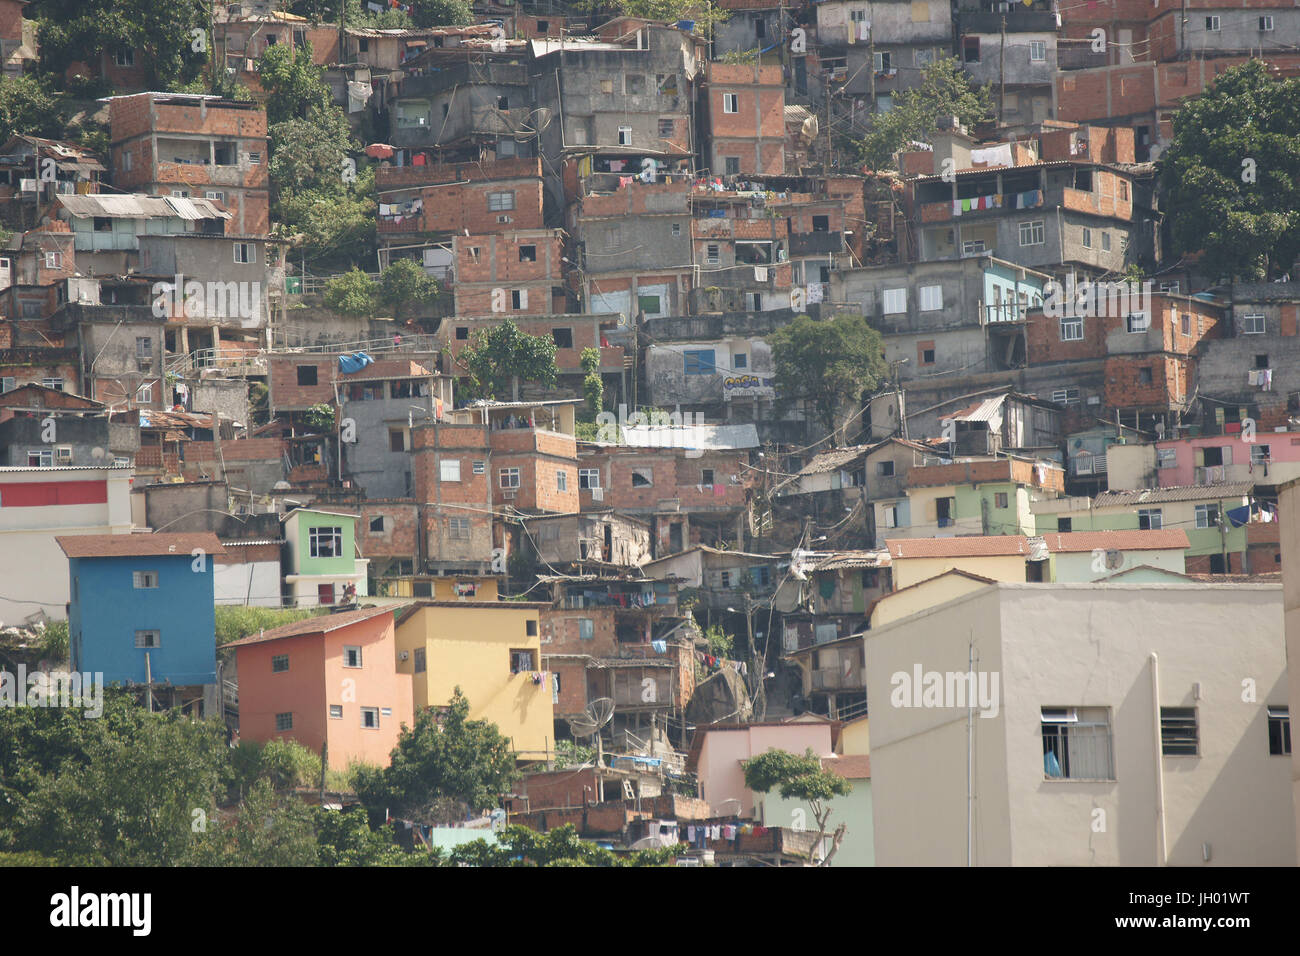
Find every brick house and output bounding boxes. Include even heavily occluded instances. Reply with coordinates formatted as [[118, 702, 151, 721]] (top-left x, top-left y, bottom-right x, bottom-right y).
[[704, 63, 785, 178], [451, 229, 565, 317]]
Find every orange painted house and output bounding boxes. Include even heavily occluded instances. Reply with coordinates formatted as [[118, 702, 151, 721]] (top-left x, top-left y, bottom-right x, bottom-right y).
[[229, 605, 413, 771]]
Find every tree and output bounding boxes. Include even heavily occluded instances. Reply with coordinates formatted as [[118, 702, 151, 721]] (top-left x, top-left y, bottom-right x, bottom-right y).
[[313, 806, 429, 866], [184, 779, 320, 867], [276, 166, 377, 270], [378, 258, 440, 314], [409, 0, 475, 27], [270, 106, 357, 196], [36, 0, 208, 90], [769, 313, 887, 438], [573, 0, 729, 36], [324, 267, 377, 318], [1161, 60, 1300, 280], [456, 319, 559, 401], [0, 74, 66, 143], [258, 42, 333, 126], [741, 748, 852, 866], [580, 347, 604, 418], [353, 688, 518, 824], [447, 824, 675, 867], [855, 55, 993, 172]]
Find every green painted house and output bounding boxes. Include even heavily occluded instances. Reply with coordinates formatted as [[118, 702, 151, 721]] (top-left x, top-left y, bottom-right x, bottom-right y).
[[282, 507, 369, 607]]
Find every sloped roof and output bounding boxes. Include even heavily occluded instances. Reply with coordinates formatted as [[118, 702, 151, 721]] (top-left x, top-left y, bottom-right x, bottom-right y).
[[812, 550, 891, 571], [887, 536, 1031, 559], [822, 754, 870, 779], [798, 445, 870, 475], [1094, 483, 1254, 508], [56, 532, 225, 559], [1039, 529, 1190, 553], [224, 605, 400, 648], [57, 194, 230, 221]]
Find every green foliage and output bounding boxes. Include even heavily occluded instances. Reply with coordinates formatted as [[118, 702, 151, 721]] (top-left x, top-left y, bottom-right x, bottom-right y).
[[0, 74, 66, 143], [410, 0, 476, 27], [38, 621, 69, 663], [379, 258, 440, 311], [314, 805, 431, 865], [456, 319, 559, 401], [580, 346, 604, 417], [769, 314, 887, 436], [215, 605, 323, 647], [448, 824, 675, 867], [229, 738, 322, 797], [741, 748, 852, 863], [552, 739, 595, 770], [719, 48, 760, 64], [324, 267, 378, 318], [353, 688, 519, 823], [305, 402, 338, 432], [258, 42, 333, 126], [277, 165, 377, 269], [575, 420, 600, 441], [36, 0, 207, 90], [249, 382, 270, 426], [702, 624, 733, 659], [270, 106, 358, 195], [185, 779, 320, 866], [1161, 60, 1300, 280], [573, 0, 729, 36], [855, 55, 993, 172]]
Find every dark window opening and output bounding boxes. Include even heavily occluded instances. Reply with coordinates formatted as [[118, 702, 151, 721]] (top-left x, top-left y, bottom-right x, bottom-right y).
[[552, 328, 573, 348], [297, 365, 318, 386], [519, 244, 536, 262]]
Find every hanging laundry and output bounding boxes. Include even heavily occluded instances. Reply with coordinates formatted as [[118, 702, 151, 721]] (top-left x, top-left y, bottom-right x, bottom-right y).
[[651, 639, 667, 654], [961, 198, 973, 212], [952, 199, 962, 217], [754, 265, 768, 282]]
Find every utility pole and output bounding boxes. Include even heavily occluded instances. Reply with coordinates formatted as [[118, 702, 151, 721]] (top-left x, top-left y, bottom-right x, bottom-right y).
[[999, 15, 1007, 126]]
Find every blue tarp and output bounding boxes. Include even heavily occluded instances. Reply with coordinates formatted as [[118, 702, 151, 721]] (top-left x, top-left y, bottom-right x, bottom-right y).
[[338, 351, 375, 374], [1226, 504, 1252, 528]]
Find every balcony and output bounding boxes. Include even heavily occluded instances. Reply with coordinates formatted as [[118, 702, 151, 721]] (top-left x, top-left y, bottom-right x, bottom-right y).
[[788, 231, 845, 257]]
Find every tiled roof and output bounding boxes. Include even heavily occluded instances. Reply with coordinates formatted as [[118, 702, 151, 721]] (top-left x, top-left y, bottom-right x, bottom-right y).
[[224, 605, 401, 648], [798, 446, 870, 475], [1094, 483, 1254, 507], [56, 532, 225, 558], [812, 550, 891, 571], [822, 754, 870, 779], [1039, 529, 1190, 552], [887, 535, 1031, 558]]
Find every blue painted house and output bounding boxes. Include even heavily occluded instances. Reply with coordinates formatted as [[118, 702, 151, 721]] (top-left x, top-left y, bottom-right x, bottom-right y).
[[57, 533, 225, 705]]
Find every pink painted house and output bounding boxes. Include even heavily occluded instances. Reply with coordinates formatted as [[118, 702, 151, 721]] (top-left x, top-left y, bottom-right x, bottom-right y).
[[1108, 433, 1300, 490], [685, 716, 839, 817], [229, 605, 413, 771]]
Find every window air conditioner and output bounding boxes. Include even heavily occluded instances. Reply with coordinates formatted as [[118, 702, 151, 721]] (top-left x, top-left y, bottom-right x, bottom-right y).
[[56, 446, 73, 463]]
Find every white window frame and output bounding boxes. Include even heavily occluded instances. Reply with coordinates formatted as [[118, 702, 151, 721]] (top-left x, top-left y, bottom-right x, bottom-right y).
[[136, 383, 153, 405], [1137, 508, 1163, 530], [723, 93, 739, 114], [448, 516, 471, 539], [579, 468, 601, 489], [133, 570, 158, 589], [1259, 15, 1274, 31], [1205, 15, 1220, 31], [329, 705, 343, 719], [440, 459, 461, 482], [1251, 444, 1271, 464], [44, 252, 63, 269], [557, 470, 567, 492], [918, 285, 943, 312], [1029, 40, 1046, 62], [343, 645, 363, 668], [618, 126, 633, 146], [1126, 312, 1150, 333], [500, 467, 521, 489], [233, 242, 254, 264], [882, 288, 907, 314], [1242, 313, 1266, 334], [487, 191, 515, 211], [1195, 504, 1218, 529], [1081, 227, 1092, 249], [361, 706, 380, 729], [1060, 317, 1083, 342], [1019, 220, 1045, 246]]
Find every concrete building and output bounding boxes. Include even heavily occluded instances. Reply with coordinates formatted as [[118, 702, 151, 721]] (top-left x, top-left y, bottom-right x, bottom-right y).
[[813, 0, 954, 110], [281, 507, 369, 607], [686, 717, 839, 818], [958, 8, 1059, 128], [451, 229, 566, 317], [106, 92, 270, 236], [702, 63, 785, 178], [0, 384, 110, 468], [52, 194, 229, 275], [893, 456, 1066, 540], [0, 0, 36, 79], [865, 581, 1295, 866]]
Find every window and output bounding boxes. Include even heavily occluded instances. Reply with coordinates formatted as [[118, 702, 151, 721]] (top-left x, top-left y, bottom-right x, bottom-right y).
[[500, 467, 521, 489], [134, 630, 161, 649], [1156, 448, 1177, 469], [684, 350, 716, 375], [510, 648, 537, 674], [631, 469, 653, 487], [618, 127, 633, 146], [1101, 232, 1111, 252], [557, 470, 567, 492], [962, 239, 986, 256], [723, 93, 739, 114], [1251, 444, 1271, 464], [1205, 15, 1220, 31], [136, 383, 153, 405], [1041, 707, 1114, 779], [877, 460, 895, 477], [1126, 312, 1150, 333], [1082, 228, 1092, 249], [275, 713, 293, 731], [575, 618, 595, 642], [414, 648, 427, 673], [919, 285, 942, 312], [916, 48, 934, 67], [1256, 353, 1270, 369], [754, 15, 766, 36], [963, 37, 980, 63], [519, 244, 536, 262], [579, 469, 601, 489], [1195, 504, 1219, 529], [272, 654, 289, 673], [1057, 517, 1072, 532], [440, 459, 461, 482], [488, 191, 515, 211], [872, 51, 891, 72], [297, 365, 318, 386], [701, 468, 715, 486], [448, 517, 471, 539], [1060, 317, 1083, 342], [309, 526, 343, 559], [1029, 40, 1046, 62], [472, 460, 485, 475], [1180, 312, 1190, 336], [27, 449, 52, 467], [511, 289, 527, 310], [671, 222, 682, 238], [248, 151, 262, 165], [44, 252, 63, 269], [343, 646, 362, 668], [1160, 707, 1198, 755], [1119, 181, 1130, 201], [389, 429, 408, 453], [882, 288, 907, 314], [456, 326, 469, 340], [1137, 508, 1163, 530], [1018, 220, 1044, 246], [1260, 15, 1274, 31], [132, 570, 158, 589], [1269, 706, 1290, 755], [1138, 367, 1153, 385], [724, 157, 741, 176], [882, 505, 898, 528], [527, 620, 538, 637], [329, 705, 343, 719], [920, 347, 935, 365], [0, 378, 12, 394], [994, 492, 1008, 509], [233, 242, 254, 264], [367, 516, 387, 536], [551, 328, 573, 348], [732, 353, 748, 370], [361, 707, 380, 729], [1242, 313, 1266, 334], [114, 48, 135, 67], [704, 243, 720, 265]]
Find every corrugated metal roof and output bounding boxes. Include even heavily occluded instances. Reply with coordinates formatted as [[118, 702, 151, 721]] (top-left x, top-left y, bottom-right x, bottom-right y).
[[621, 423, 759, 450], [1094, 483, 1254, 507], [949, 395, 1006, 424], [57, 194, 229, 221], [812, 550, 891, 571], [798, 445, 869, 475]]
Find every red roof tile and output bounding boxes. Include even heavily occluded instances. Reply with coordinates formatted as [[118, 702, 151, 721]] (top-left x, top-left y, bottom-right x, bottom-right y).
[[1040, 529, 1190, 553], [224, 604, 403, 648], [887, 536, 1030, 559], [822, 754, 870, 779], [56, 532, 226, 559]]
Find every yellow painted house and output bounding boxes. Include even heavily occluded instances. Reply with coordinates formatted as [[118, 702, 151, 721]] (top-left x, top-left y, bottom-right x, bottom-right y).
[[885, 536, 1042, 590], [381, 575, 501, 601], [868, 568, 999, 629], [394, 600, 555, 757]]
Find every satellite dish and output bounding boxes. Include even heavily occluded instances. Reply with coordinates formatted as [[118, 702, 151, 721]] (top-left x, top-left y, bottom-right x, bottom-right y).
[[90, 447, 107, 461], [1104, 549, 1124, 570], [568, 697, 615, 767]]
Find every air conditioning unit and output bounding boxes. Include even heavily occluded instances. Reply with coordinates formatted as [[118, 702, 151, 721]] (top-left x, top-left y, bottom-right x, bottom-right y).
[[56, 445, 73, 463], [497, 215, 512, 224], [501, 490, 517, 500], [591, 487, 604, 501], [398, 650, 409, 661]]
